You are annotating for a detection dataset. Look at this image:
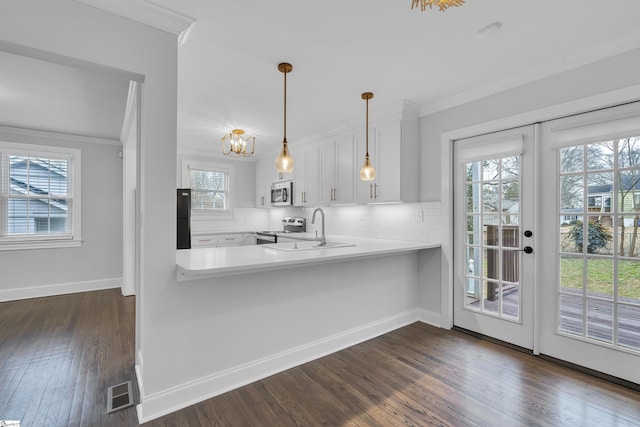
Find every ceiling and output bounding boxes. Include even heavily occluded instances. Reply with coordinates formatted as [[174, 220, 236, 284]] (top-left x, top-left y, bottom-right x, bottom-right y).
[[2, 1, 640, 156], [0, 50, 130, 141]]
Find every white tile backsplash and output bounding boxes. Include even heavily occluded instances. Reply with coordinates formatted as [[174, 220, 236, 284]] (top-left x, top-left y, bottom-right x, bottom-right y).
[[192, 202, 441, 244]]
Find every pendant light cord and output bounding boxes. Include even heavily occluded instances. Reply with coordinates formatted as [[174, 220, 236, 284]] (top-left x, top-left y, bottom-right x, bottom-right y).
[[365, 96, 369, 156], [283, 70, 287, 141]]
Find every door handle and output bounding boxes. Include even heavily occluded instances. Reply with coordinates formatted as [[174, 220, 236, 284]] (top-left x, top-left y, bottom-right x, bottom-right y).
[[518, 246, 533, 254]]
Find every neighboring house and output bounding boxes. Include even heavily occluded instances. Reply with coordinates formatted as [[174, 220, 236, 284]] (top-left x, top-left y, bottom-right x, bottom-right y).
[[8, 156, 69, 234]]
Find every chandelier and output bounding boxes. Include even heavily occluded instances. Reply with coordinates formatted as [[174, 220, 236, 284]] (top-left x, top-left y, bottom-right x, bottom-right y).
[[411, 0, 465, 12], [221, 129, 255, 157]]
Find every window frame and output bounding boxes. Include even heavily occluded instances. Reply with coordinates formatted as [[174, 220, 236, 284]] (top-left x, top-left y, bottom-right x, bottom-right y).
[[181, 159, 233, 219], [0, 141, 82, 250]]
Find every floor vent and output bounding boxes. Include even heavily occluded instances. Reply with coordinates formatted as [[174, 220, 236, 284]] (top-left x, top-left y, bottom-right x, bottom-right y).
[[107, 381, 134, 414]]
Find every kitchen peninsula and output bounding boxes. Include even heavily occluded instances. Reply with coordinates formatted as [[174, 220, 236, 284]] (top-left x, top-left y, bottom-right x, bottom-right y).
[[176, 235, 439, 280], [152, 236, 440, 419]]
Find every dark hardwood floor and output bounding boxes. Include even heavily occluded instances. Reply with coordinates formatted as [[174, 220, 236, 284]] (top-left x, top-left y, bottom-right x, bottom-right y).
[[1, 290, 639, 426], [0, 289, 138, 426]]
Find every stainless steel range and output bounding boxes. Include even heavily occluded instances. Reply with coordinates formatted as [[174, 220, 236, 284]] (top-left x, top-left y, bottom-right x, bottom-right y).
[[255, 217, 306, 245]]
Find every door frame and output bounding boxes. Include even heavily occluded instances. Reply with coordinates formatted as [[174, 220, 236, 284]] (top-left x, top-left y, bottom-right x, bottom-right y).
[[440, 85, 640, 336]]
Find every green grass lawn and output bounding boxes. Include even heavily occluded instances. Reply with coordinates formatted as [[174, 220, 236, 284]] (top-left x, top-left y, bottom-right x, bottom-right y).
[[560, 256, 640, 300]]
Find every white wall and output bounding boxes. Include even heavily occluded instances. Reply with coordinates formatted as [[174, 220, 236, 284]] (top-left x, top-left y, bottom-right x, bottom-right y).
[[0, 0, 178, 422], [0, 128, 123, 301], [420, 47, 640, 201], [418, 47, 640, 325]]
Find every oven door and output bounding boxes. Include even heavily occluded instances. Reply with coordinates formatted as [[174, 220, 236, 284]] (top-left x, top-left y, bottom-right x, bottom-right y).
[[256, 233, 277, 245]]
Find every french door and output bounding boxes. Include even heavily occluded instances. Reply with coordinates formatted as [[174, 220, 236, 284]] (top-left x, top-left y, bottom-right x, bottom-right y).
[[539, 103, 640, 384], [453, 103, 640, 384], [453, 126, 536, 350]]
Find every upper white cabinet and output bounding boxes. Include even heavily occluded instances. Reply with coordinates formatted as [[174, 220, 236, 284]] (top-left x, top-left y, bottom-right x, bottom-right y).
[[254, 100, 418, 207], [295, 144, 320, 206], [355, 103, 419, 203], [255, 160, 271, 208], [319, 136, 354, 204]]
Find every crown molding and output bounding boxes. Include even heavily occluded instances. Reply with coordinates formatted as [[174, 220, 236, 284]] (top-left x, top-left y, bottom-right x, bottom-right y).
[[0, 125, 121, 146], [75, 0, 196, 45]]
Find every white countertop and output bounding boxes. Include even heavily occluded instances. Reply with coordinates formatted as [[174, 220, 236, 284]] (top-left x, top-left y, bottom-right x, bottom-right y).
[[176, 236, 440, 281]]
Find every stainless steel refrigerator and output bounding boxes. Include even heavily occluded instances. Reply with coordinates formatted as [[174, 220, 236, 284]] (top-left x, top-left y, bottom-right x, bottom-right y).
[[177, 188, 191, 249]]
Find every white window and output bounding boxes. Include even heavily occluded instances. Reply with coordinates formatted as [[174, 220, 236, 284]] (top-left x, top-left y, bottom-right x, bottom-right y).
[[182, 159, 232, 217], [0, 141, 81, 250]]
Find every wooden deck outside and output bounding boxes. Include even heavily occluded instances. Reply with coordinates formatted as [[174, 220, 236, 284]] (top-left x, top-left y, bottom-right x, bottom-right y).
[[472, 287, 640, 352]]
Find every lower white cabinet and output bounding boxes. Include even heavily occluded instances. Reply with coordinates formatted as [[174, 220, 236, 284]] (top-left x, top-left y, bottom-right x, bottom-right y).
[[191, 233, 247, 248]]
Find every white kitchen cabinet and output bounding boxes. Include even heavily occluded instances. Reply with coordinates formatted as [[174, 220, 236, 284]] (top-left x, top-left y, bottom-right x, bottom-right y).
[[294, 144, 320, 206], [354, 109, 418, 203], [191, 233, 250, 247], [319, 136, 354, 204], [256, 159, 287, 208], [255, 160, 270, 208], [191, 234, 218, 248], [216, 233, 243, 246]]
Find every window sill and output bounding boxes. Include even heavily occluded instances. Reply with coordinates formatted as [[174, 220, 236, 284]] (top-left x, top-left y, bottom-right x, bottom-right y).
[[0, 239, 83, 251]]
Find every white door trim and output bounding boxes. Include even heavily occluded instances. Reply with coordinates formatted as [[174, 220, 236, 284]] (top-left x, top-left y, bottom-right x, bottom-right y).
[[440, 85, 640, 330]]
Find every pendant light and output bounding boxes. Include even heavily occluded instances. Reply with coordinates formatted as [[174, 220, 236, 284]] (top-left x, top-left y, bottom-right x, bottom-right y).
[[275, 62, 294, 173], [359, 92, 376, 181]]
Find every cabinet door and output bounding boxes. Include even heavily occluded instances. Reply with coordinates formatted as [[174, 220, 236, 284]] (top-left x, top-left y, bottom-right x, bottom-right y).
[[302, 145, 320, 205], [354, 131, 376, 203], [319, 140, 335, 204], [334, 135, 354, 203], [255, 160, 271, 208], [216, 233, 243, 246], [375, 121, 402, 202]]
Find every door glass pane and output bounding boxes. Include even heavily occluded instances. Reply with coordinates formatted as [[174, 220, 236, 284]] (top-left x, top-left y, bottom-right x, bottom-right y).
[[617, 216, 640, 258], [587, 141, 614, 171], [557, 136, 640, 353], [586, 257, 613, 299], [464, 157, 521, 321], [483, 182, 500, 213], [618, 136, 640, 169], [618, 304, 640, 352], [618, 259, 640, 303], [587, 299, 613, 344], [560, 175, 583, 211], [561, 145, 584, 173], [559, 293, 584, 335]]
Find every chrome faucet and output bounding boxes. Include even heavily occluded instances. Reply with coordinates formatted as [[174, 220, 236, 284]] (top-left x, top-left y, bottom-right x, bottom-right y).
[[311, 208, 326, 246]]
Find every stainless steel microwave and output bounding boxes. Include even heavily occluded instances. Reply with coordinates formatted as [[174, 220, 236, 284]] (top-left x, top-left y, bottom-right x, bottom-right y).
[[271, 181, 293, 207]]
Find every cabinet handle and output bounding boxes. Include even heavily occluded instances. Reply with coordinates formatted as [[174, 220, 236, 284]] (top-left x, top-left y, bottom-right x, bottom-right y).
[[370, 183, 373, 200], [224, 237, 236, 241], [304, 191, 307, 203], [374, 183, 379, 199], [261, 196, 264, 206]]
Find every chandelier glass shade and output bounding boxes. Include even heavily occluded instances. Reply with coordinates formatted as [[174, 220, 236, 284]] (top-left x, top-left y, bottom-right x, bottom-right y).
[[359, 92, 376, 182], [275, 62, 294, 173], [221, 129, 255, 157], [411, 0, 465, 11]]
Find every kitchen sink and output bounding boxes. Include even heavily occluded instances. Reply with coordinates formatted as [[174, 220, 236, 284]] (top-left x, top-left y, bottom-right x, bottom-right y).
[[262, 241, 355, 251]]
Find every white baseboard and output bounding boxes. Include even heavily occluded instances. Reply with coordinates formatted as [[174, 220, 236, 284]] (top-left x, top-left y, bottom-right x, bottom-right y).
[[417, 308, 443, 328], [136, 309, 420, 424], [0, 277, 122, 302]]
